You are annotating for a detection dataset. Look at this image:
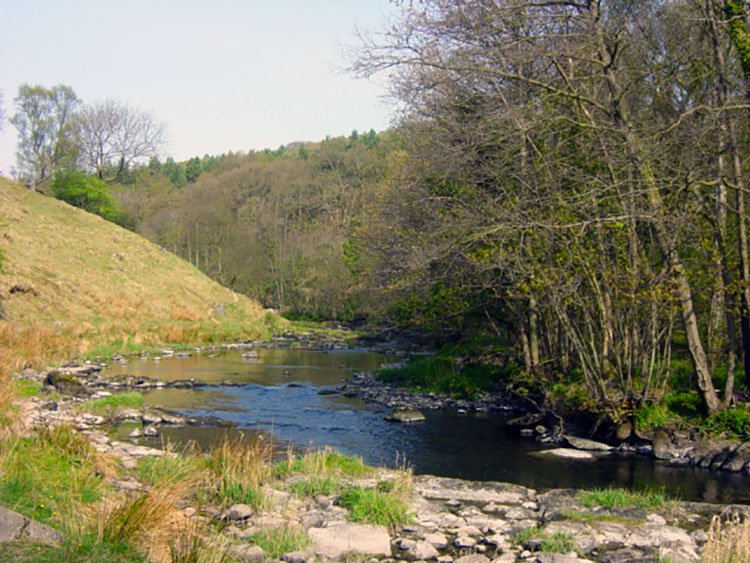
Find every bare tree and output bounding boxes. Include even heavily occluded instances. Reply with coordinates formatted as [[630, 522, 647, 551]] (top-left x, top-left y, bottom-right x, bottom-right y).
[[75, 99, 166, 181]]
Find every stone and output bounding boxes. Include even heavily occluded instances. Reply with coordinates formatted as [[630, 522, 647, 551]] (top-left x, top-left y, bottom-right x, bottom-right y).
[[424, 532, 449, 549], [653, 431, 693, 460], [564, 435, 613, 451], [229, 544, 265, 562], [144, 426, 158, 437], [407, 540, 440, 561], [226, 504, 254, 521], [414, 476, 533, 504], [129, 427, 143, 438], [455, 556, 490, 563], [534, 555, 582, 563], [0, 506, 63, 544], [281, 551, 311, 563], [385, 406, 427, 423], [44, 371, 92, 397], [492, 554, 517, 563], [454, 536, 477, 548], [308, 523, 391, 559], [532, 448, 595, 460], [615, 421, 632, 441]]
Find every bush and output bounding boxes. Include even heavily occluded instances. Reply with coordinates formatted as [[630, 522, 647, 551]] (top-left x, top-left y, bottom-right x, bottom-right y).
[[52, 172, 124, 225], [703, 407, 750, 439]]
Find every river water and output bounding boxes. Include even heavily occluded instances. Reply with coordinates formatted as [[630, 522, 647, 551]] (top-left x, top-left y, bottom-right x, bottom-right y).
[[102, 348, 750, 504]]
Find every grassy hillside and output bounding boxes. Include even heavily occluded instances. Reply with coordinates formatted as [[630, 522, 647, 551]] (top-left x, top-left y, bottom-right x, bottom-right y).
[[0, 177, 281, 372]]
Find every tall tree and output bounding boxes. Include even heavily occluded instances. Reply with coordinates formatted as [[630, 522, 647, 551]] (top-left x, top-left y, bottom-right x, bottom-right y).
[[74, 99, 165, 181], [11, 84, 79, 188]]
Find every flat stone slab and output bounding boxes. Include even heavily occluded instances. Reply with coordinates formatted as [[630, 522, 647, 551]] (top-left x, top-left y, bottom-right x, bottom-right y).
[[308, 522, 391, 559], [414, 475, 534, 504], [0, 506, 63, 545], [532, 448, 596, 460]]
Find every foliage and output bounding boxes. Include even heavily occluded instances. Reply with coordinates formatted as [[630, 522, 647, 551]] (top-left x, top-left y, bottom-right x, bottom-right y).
[[52, 171, 124, 224], [378, 355, 504, 399], [11, 83, 79, 186], [702, 407, 750, 440]]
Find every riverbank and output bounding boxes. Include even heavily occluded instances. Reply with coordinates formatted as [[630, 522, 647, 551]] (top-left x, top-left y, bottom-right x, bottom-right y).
[[5, 387, 747, 563]]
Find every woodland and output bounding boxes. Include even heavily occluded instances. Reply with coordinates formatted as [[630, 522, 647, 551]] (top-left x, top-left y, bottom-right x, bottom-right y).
[[8, 0, 750, 427]]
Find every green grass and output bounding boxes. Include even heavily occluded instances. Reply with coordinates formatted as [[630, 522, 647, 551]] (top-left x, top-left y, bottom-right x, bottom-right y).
[[377, 355, 502, 399], [247, 526, 310, 558], [81, 392, 144, 413], [289, 475, 341, 497], [0, 538, 142, 562], [577, 488, 670, 509], [514, 526, 576, 553], [339, 485, 412, 528], [11, 378, 42, 397], [137, 454, 200, 487], [0, 427, 112, 530], [274, 449, 373, 479], [702, 407, 750, 440]]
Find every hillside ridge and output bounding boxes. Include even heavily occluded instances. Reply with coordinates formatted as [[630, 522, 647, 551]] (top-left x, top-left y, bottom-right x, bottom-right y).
[[0, 177, 278, 369]]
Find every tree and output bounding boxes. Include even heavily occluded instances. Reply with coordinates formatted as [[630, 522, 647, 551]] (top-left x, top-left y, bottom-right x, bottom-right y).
[[351, 0, 747, 414], [52, 171, 123, 224], [11, 84, 79, 188], [74, 99, 165, 181]]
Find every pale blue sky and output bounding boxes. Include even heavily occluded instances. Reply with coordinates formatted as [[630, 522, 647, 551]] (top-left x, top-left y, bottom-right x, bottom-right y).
[[0, 0, 397, 175]]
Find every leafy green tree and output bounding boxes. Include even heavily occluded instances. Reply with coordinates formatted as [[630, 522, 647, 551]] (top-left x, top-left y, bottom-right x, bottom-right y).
[[185, 156, 202, 183], [11, 84, 79, 188], [52, 171, 123, 224]]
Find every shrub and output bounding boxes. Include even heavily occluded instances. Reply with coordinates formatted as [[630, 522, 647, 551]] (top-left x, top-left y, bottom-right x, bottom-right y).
[[52, 171, 124, 225], [703, 407, 750, 440]]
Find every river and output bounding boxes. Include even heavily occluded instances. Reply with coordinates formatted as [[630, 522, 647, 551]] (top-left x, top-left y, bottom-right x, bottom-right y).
[[102, 347, 750, 504]]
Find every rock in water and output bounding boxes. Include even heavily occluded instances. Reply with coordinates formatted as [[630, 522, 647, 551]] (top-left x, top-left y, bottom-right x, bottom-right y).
[[385, 406, 426, 423], [564, 435, 613, 451]]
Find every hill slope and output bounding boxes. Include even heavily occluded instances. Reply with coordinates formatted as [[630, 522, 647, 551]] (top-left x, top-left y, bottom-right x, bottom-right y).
[[0, 177, 279, 370]]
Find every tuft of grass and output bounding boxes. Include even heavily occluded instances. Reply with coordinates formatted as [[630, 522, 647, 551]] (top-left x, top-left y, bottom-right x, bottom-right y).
[[578, 488, 670, 510], [137, 451, 202, 488], [289, 475, 341, 498], [702, 515, 750, 563], [80, 392, 144, 414], [514, 526, 576, 553], [339, 471, 413, 529], [12, 378, 42, 397], [274, 447, 373, 481], [91, 484, 188, 561], [247, 526, 310, 558], [203, 435, 272, 507], [702, 407, 750, 440]]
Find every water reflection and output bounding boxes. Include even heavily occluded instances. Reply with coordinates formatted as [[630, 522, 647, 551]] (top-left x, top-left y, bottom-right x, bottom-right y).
[[103, 349, 750, 504]]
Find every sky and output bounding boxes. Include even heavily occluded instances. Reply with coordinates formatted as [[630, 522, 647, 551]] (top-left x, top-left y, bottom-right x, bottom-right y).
[[0, 0, 398, 176]]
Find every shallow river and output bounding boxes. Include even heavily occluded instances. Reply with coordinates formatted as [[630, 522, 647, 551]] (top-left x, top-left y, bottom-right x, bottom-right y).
[[103, 348, 750, 504]]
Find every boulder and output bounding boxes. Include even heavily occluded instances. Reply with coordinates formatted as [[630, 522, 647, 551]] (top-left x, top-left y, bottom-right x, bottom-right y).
[[564, 435, 613, 451], [385, 406, 426, 423], [44, 371, 91, 397], [0, 506, 63, 544], [308, 523, 391, 559]]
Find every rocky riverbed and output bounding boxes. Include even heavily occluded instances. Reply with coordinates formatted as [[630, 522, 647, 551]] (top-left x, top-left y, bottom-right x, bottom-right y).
[[10, 388, 745, 562]]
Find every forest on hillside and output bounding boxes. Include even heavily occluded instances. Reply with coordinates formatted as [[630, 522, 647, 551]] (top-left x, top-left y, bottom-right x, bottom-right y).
[[8, 0, 750, 426]]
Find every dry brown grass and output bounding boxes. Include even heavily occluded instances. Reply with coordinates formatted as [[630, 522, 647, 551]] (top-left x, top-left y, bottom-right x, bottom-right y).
[[702, 515, 750, 562], [91, 482, 192, 562], [204, 434, 274, 506], [0, 176, 285, 373]]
